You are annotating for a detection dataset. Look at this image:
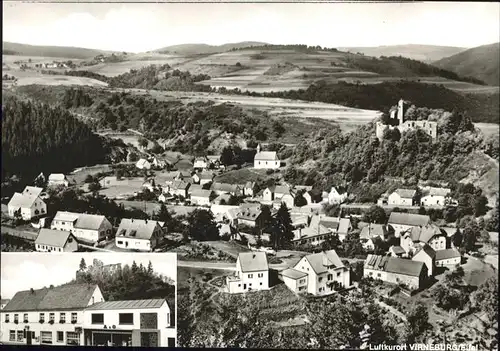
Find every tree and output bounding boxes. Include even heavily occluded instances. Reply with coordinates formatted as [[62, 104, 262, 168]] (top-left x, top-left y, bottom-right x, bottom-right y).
[[363, 206, 387, 224], [474, 275, 498, 321], [220, 146, 234, 166], [88, 182, 101, 192], [294, 191, 308, 207], [138, 138, 148, 149], [457, 216, 479, 252], [147, 261, 154, 275], [271, 203, 294, 250], [186, 209, 219, 241], [84, 175, 94, 183], [115, 168, 125, 180], [79, 258, 87, 272], [451, 229, 463, 248], [405, 302, 429, 342]]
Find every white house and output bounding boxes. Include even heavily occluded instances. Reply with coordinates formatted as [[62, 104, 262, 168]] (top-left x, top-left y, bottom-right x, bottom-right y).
[[420, 187, 452, 207], [82, 299, 175, 347], [35, 229, 79, 252], [193, 157, 208, 169], [115, 219, 163, 252], [167, 180, 190, 198], [8, 187, 47, 221], [363, 254, 427, 290], [388, 189, 416, 206], [211, 183, 241, 196], [198, 172, 215, 186], [387, 212, 431, 238], [190, 189, 212, 206], [48, 174, 70, 187], [411, 244, 436, 277], [135, 159, 151, 170], [400, 224, 447, 255], [227, 252, 269, 293], [0, 284, 105, 346], [51, 212, 113, 244], [243, 182, 255, 197], [207, 155, 222, 169], [282, 250, 350, 296], [321, 187, 347, 205], [254, 145, 280, 169], [435, 248, 461, 267]]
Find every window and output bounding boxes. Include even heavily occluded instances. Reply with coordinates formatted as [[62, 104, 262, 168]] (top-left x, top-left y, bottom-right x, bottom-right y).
[[41, 331, 53, 344], [377, 273, 381, 277], [66, 332, 80, 345], [327, 274, 333, 280], [119, 313, 134, 325], [258, 273, 263, 278], [17, 330, 23, 341], [40, 313, 45, 322], [299, 278, 306, 284], [49, 313, 55, 322], [318, 277, 323, 282], [60, 313, 66, 323], [71, 313, 77, 323], [14, 314, 19, 323], [57, 331, 64, 343], [9, 330, 15, 341], [337, 272, 341, 277], [248, 274, 253, 278], [117, 240, 123, 245], [23, 313, 28, 322], [91, 313, 104, 324]]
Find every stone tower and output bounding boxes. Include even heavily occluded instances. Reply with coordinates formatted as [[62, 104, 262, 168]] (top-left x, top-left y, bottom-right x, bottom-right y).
[[397, 99, 405, 125]]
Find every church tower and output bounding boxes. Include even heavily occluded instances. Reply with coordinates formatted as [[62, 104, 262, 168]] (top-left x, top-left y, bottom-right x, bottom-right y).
[[397, 99, 405, 125], [256, 143, 261, 153]]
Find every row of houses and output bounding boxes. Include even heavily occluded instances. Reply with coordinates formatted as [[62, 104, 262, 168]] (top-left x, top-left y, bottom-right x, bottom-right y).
[[378, 186, 455, 207], [0, 284, 175, 347]]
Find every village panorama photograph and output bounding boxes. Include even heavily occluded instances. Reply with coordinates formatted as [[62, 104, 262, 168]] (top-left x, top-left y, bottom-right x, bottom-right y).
[[0, 253, 177, 347], [1, 1, 499, 350]]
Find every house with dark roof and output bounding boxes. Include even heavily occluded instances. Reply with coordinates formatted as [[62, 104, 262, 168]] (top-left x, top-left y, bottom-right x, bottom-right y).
[[193, 156, 208, 170], [115, 219, 163, 252], [0, 284, 104, 346], [283, 250, 350, 296], [237, 207, 263, 227], [388, 189, 417, 206], [435, 248, 461, 267], [400, 224, 447, 255], [227, 252, 269, 293], [35, 229, 78, 252], [51, 211, 113, 244], [1, 299, 10, 310], [211, 182, 242, 196], [363, 254, 428, 290], [8, 186, 47, 221], [411, 244, 436, 276], [190, 189, 213, 206], [388, 212, 431, 238], [82, 299, 175, 347]]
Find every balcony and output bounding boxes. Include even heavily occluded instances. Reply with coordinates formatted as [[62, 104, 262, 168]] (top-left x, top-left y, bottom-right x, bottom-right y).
[[226, 275, 241, 283]]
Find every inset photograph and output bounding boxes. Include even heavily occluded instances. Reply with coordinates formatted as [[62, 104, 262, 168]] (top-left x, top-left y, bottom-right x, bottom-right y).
[[0, 253, 176, 347]]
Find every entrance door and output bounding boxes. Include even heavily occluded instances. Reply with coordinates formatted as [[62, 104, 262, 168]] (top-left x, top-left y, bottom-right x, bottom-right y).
[[243, 284, 247, 290], [140, 332, 158, 347]]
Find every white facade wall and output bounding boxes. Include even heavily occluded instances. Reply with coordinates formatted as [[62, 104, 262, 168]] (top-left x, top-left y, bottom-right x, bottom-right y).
[[389, 223, 414, 238], [412, 251, 434, 276], [420, 195, 446, 207], [228, 259, 269, 293], [282, 276, 308, 294], [436, 256, 461, 267], [429, 236, 447, 251], [35, 238, 78, 253], [254, 160, 280, 169], [51, 219, 76, 232], [262, 189, 273, 201], [388, 193, 413, 206], [8, 199, 47, 221], [292, 257, 350, 296], [190, 196, 210, 206], [115, 237, 155, 252]]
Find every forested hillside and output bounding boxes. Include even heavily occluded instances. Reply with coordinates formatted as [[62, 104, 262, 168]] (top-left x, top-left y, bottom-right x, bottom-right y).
[[1, 95, 110, 180], [285, 107, 496, 208]]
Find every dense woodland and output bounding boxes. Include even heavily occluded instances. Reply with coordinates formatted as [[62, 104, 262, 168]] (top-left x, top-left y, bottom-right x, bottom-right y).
[[1, 95, 110, 180]]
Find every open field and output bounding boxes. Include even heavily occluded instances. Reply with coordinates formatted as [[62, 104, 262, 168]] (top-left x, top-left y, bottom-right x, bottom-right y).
[[98, 177, 145, 199], [67, 164, 113, 185]]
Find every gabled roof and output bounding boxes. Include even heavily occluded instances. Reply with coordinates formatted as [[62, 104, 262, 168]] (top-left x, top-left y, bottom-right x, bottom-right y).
[[191, 189, 212, 198], [198, 172, 215, 180], [390, 245, 406, 254], [171, 179, 190, 190], [274, 185, 292, 195], [35, 228, 75, 248], [85, 299, 166, 311], [116, 218, 160, 240], [388, 212, 430, 227], [48, 173, 67, 181], [392, 188, 416, 199], [238, 252, 269, 272], [293, 224, 331, 240], [214, 193, 232, 203], [207, 155, 221, 161], [360, 224, 387, 240], [194, 156, 208, 163], [244, 181, 255, 189], [413, 244, 436, 259], [75, 214, 107, 230], [53, 211, 80, 222], [406, 224, 443, 243], [211, 182, 240, 193], [435, 248, 461, 261], [237, 208, 262, 221], [188, 184, 203, 193], [281, 268, 308, 280], [23, 186, 44, 197], [302, 250, 345, 274], [3, 284, 98, 312], [8, 192, 40, 209], [423, 187, 451, 197], [365, 254, 425, 277], [254, 151, 278, 161]]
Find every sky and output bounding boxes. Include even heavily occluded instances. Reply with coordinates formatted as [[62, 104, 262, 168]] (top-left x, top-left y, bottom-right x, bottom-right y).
[[2, 2, 499, 53], [1, 253, 177, 299]]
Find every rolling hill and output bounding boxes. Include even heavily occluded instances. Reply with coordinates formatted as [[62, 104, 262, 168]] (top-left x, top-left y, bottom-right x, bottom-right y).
[[152, 41, 269, 54], [2, 41, 112, 59], [338, 44, 466, 63], [433, 42, 500, 86]]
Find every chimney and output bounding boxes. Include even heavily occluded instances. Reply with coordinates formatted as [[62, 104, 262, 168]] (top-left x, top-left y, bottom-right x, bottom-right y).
[[253, 254, 256, 259], [30, 288, 34, 294]]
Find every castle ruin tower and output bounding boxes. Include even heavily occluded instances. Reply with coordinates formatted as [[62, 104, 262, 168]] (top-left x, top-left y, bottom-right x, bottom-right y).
[[397, 98, 404, 125]]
